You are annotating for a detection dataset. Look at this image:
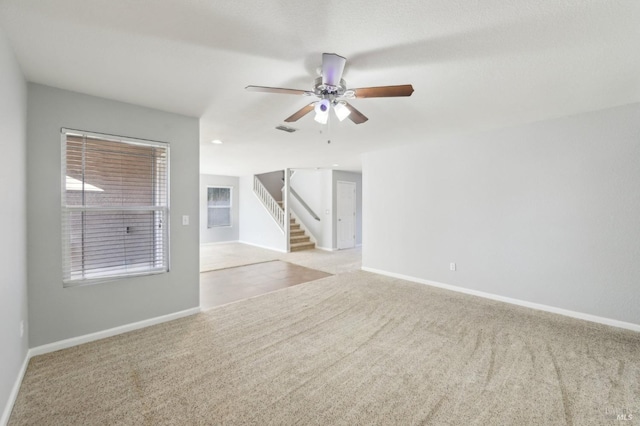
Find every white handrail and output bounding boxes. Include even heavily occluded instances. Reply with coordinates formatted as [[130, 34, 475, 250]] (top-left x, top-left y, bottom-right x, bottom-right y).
[[290, 187, 321, 221], [253, 175, 285, 230]]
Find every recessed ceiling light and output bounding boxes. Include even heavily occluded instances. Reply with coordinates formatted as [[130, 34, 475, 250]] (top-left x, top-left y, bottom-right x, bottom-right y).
[[332, 164, 339, 167], [211, 139, 223, 144]]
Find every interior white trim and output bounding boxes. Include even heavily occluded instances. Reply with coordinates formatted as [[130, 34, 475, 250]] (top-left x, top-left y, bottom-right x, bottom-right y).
[[336, 180, 357, 250], [2, 307, 200, 424], [29, 307, 201, 357], [251, 185, 285, 234], [237, 240, 287, 253], [361, 267, 640, 333], [316, 246, 337, 252], [1, 350, 30, 426]]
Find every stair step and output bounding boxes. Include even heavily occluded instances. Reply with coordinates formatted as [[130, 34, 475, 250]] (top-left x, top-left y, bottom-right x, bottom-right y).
[[290, 235, 310, 244], [290, 241, 315, 252], [290, 229, 305, 237], [290, 224, 300, 230]]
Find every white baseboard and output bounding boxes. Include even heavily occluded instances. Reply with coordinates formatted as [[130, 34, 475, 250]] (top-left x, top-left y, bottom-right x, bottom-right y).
[[2, 307, 200, 424], [316, 246, 337, 252], [29, 307, 201, 357], [361, 266, 640, 333], [1, 350, 30, 426], [237, 240, 287, 253]]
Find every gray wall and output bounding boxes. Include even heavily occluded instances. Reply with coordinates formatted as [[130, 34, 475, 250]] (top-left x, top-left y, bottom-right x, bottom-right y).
[[256, 170, 284, 202], [363, 103, 640, 326], [0, 26, 28, 421], [27, 84, 200, 347], [200, 174, 240, 243], [333, 171, 363, 248]]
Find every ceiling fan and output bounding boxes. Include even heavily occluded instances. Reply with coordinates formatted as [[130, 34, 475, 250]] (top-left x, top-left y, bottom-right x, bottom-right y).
[[245, 53, 414, 125]]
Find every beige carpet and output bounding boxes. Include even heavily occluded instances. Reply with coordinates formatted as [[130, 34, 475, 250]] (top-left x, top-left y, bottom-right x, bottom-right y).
[[282, 246, 362, 275], [200, 242, 281, 272], [10, 271, 640, 425], [200, 242, 362, 274]]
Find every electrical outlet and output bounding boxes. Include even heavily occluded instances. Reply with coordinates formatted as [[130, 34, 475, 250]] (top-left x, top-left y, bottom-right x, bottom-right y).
[[182, 215, 189, 226], [450, 262, 456, 271], [20, 320, 24, 337]]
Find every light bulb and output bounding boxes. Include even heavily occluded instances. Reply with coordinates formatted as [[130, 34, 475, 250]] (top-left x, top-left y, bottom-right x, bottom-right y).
[[314, 99, 330, 114]]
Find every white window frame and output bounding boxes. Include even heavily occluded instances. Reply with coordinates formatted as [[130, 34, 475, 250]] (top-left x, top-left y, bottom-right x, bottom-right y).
[[61, 128, 170, 286], [207, 186, 232, 228]]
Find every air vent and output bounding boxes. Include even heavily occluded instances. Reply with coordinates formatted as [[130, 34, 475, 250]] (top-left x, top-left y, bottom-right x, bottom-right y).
[[275, 125, 297, 133]]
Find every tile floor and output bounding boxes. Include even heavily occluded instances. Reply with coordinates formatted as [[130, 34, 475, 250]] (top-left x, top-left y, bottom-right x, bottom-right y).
[[200, 260, 332, 310]]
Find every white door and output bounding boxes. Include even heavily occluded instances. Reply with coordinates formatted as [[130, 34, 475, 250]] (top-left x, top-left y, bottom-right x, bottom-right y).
[[337, 181, 356, 250]]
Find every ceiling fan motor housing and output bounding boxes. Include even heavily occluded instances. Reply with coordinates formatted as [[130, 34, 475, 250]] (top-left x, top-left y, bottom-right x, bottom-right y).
[[314, 77, 347, 100]]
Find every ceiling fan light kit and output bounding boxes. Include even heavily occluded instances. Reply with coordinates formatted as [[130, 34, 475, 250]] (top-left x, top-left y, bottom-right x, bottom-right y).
[[314, 103, 329, 124], [246, 53, 414, 126], [315, 98, 330, 114], [333, 101, 351, 121]]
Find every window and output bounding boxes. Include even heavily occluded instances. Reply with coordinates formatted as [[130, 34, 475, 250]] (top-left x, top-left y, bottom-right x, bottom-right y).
[[208, 187, 232, 227], [61, 129, 169, 286]]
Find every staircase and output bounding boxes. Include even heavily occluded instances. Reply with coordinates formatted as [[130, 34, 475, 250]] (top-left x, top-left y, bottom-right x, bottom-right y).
[[289, 217, 315, 251], [253, 170, 316, 253], [276, 200, 315, 252]]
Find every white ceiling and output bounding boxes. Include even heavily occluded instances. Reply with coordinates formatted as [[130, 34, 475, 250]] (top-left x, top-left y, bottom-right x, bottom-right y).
[[1, 0, 639, 176]]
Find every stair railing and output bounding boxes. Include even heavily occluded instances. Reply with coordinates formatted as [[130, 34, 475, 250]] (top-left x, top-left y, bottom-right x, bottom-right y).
[[253, 175, 285, 231], [290, 187, 321, 221], [280, 174, 321, 222]]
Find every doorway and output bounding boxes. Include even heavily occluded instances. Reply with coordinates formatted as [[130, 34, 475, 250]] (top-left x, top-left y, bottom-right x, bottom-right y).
[[337, 181, 356, 250]]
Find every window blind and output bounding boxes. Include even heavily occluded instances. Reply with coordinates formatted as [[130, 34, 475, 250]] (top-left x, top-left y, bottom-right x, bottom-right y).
[[61, 129, 169, 285]]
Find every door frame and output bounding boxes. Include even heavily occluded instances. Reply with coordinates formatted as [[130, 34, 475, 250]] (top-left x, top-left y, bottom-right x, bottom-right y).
[[336, 180, 356, 250]]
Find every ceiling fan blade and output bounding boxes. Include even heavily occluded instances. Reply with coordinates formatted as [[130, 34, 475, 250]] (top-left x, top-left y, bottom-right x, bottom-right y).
[[245, 85, 313, 96], [284, 103, 316, 122], [344, 102, 369, 124], [352, 84, 414, 98], [322, 53, 346, 87]]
